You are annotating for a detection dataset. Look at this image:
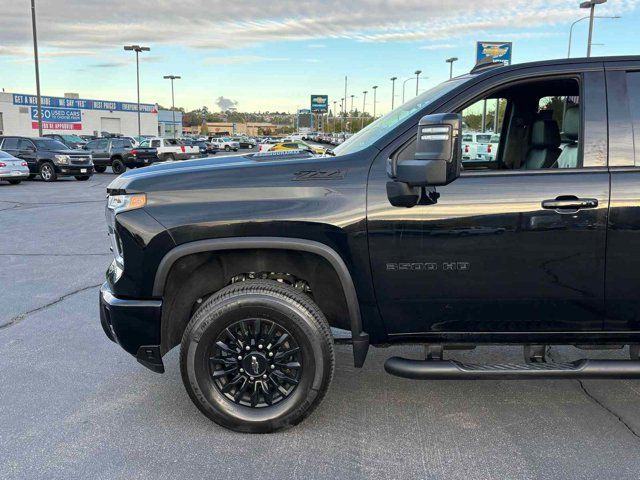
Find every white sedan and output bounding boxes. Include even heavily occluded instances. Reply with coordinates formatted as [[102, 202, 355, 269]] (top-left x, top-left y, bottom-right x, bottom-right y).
[[0, 150, 30, 185]]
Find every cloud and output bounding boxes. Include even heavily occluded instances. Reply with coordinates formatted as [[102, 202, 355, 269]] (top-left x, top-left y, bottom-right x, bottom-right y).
[[203, 55, 289, 64], [0, 0, 635, 54], [215, 96, 238, 111], [420, 43, 457, 50]]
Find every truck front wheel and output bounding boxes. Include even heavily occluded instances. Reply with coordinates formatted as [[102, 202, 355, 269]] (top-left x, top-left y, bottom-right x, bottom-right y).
[[180, 279, 335, 433]]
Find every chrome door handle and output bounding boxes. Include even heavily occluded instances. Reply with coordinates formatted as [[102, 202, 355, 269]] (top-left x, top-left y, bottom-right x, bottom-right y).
[[542, 196, 598, 211]]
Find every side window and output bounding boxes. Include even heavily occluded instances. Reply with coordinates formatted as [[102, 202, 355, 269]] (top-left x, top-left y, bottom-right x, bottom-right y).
[[96, 139, 109, 149], [2, 138, 20, 150], [628, 72, 640, 166], [18, 139, 34, 150], [85, 141, 96, 149], [460, 97, 506, 167], [151, 140, 161, 148]]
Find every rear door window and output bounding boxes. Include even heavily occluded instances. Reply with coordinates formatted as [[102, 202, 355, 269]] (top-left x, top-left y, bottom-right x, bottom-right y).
[[2, 138, 19, 150], [627, 72, 640, 165]]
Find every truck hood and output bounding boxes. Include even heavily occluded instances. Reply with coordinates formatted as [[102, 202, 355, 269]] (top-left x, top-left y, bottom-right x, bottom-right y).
[[106, 151, 321, 193]]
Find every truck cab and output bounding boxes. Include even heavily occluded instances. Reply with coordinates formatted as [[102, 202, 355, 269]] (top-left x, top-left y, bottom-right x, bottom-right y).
[[99, 56, 640, 433]]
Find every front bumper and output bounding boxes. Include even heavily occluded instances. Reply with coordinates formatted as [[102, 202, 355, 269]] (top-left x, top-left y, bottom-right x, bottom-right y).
[[99, 282, 165, 373], [56, 164, 95, 176]]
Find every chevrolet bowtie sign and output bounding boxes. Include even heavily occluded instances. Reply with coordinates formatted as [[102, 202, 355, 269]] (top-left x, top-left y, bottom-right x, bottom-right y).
[[310, 95, 329, 113]]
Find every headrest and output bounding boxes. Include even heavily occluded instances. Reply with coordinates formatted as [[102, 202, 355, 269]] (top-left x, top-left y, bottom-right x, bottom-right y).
[[563, 105, 579, 141], [531, 119, 560, 149]]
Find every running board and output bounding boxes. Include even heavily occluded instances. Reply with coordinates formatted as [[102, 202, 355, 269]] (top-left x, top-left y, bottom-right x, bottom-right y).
[[384, 357, 640, 380]]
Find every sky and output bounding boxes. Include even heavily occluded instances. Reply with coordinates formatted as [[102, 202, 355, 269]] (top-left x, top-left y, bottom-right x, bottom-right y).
[[0, 0, 638, 115]]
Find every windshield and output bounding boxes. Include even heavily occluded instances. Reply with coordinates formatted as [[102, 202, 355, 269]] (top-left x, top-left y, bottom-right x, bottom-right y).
[[332, 77, 467, 156], [33, 139, 68, 150], [61, 134, 84, 143]]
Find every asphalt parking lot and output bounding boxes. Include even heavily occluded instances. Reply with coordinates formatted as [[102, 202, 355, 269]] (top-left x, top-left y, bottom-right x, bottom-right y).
[[2, 164, 640, 480]]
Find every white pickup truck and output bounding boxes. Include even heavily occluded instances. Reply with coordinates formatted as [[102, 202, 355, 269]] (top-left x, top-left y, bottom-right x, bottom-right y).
[[141, 137, 200, 161]]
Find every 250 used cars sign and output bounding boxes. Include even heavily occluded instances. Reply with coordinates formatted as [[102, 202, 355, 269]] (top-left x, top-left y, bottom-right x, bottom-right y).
[[31, 106, 82, 130]]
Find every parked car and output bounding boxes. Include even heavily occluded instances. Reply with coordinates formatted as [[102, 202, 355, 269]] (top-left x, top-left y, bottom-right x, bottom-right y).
[[209, 137, 240, 152], [141, 137, 199, 161], [43, 133, 87, 150], [231, 136, 256, 148], [100, 56, 640, 434], [461, 132, 493, 161], [0, 150, 30, 184], [84, 137, 157, 174], [0, 136, 93, 181]]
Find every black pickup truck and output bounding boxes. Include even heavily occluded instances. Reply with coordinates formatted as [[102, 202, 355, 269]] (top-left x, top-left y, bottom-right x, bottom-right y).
[[100, 56, 640, 433], [84, 137, 157, 174]]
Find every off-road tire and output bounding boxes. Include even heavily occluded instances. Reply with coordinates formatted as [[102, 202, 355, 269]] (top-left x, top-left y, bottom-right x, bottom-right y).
[[94, 166, 107, 173], [180, 279, 334, 433], [111, 158, 126, 175]]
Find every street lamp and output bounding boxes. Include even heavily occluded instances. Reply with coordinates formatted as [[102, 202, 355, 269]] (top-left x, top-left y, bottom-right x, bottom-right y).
[[415, 70, 422, 96], [446, 57, 458, 79], [124, 44, 151, 138], [401, 77, 412, 104], [361, 90, 367, 130], [372, 85, 378, 119], [163, 75, 181, 139], [30, 0, 43, 136], [580, 0, 607, 57], [350, 94, 355, 115], [390, 77, 397, 110], [568, 13, 619, 57]]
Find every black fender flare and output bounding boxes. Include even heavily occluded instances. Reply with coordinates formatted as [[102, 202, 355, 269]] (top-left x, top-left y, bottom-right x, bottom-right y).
[[153, 237, 369, 366]]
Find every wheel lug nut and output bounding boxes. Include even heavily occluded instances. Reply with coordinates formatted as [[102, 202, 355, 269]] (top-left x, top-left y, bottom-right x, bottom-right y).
[[237, 356, 242, 360], [268, 352, 273, 357], [239, 368, 244, 373], [258, 344, 263, 349], [270, 365, 275, 369], [245, 346, 250, 351], [262, 374, 267, 379]]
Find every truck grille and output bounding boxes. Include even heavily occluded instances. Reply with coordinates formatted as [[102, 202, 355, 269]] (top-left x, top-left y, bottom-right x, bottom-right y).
[[69, 154, 92, 166]]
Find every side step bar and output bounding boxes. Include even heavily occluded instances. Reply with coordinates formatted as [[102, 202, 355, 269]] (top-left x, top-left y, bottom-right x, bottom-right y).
[[384, 357, 640, 380]]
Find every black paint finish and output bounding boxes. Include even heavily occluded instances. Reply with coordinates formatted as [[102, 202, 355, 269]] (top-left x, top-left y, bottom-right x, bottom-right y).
[[101, 56, 640, 365]]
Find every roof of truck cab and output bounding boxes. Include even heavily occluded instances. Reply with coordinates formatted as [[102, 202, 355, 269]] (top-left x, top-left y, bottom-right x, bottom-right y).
[[467, 55, 640, 78]]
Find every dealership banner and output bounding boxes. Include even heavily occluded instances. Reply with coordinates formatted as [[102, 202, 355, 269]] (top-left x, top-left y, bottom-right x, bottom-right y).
[[476, 42, 512, 65], [310, 95, 329, 113], [14, 93, 157, 113], [31, 106, 82, 130]]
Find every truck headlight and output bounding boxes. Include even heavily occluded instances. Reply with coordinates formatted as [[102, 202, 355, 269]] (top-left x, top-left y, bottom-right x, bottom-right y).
[[107, 193, 147, 215], [54, 154, 70, 165]]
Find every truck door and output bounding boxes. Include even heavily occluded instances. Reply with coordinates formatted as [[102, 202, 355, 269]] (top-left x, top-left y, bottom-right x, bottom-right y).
[[367, 69, 609, 336], [604, 61, 640, 331]]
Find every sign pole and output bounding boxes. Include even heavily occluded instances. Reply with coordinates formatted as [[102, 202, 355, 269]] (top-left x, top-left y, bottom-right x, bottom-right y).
[[30, 0, 43, 136]]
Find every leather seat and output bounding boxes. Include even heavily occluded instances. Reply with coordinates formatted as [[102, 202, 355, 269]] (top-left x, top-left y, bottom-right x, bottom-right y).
[[556, 106, 579, 169], [521, 119, 561, 169]]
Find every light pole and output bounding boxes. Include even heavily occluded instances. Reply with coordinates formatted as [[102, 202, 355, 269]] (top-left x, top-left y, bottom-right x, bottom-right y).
[[340, 97, 345, 132], [350, 94, 355, 115], [30, 0, 42, 136], [124, 44, 150, 138], [580, 0, 607, 57], [446, 57, 458, 79], [401, 77, 412, 104], [372, 85, 378, 119], [390, 77, 397, 110], [332, 100, 337, 132], [163, 75, 181, 138], [415, 70, 422, 96], [361, 90, 367, 130], [568, 12, 618, 57]]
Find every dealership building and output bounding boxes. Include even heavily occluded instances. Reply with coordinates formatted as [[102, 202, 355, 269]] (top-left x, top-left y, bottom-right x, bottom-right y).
[[0, 91, 162, 137]]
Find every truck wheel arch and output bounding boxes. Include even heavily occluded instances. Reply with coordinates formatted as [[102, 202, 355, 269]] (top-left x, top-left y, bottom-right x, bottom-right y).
[[154, 237, 369, 366]]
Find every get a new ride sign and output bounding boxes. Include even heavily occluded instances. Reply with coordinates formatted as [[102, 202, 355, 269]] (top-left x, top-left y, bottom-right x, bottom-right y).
[[31, 106, 82, 130]]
